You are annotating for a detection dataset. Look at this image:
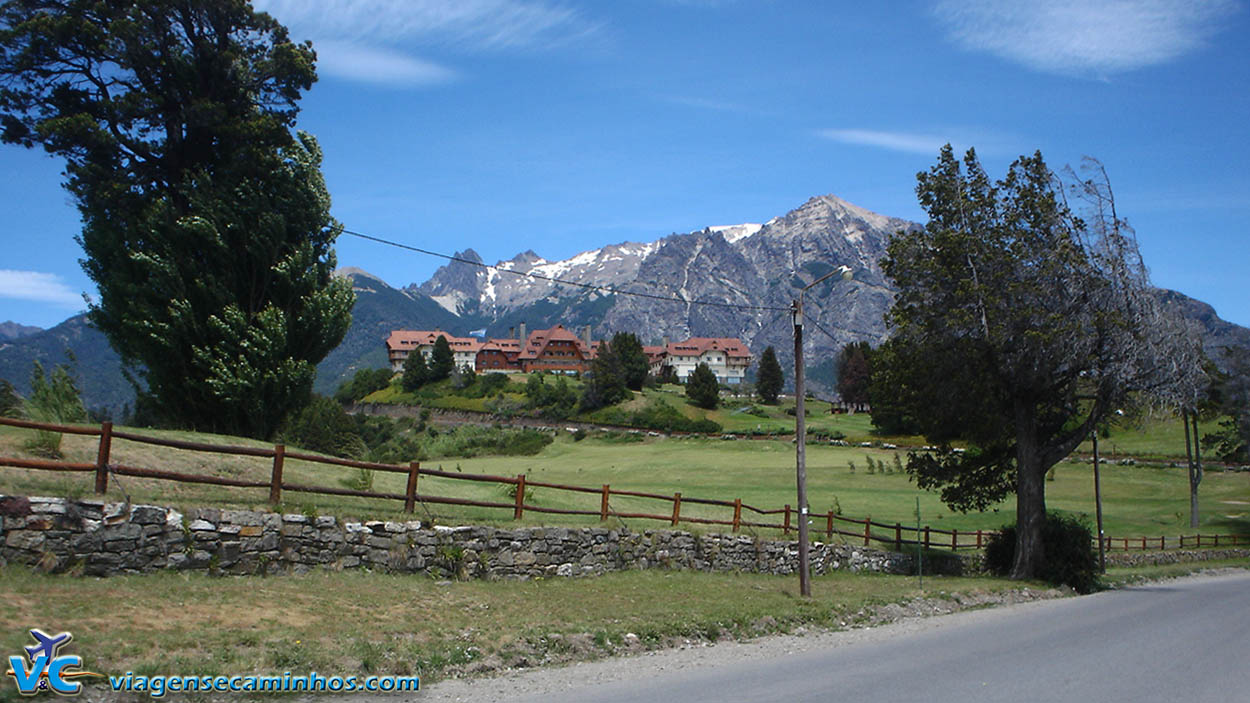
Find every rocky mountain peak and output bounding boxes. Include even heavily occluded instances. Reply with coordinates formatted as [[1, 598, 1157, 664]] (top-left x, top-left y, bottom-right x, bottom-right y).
[[413, 249, 489, 315]]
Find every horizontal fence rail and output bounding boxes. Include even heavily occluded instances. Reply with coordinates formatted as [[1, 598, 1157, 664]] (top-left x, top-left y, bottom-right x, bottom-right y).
[[1, 417, 1247, 550]]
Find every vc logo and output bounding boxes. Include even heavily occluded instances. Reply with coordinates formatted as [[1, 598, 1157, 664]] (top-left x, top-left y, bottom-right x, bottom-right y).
[[5, 629, 100, 696]]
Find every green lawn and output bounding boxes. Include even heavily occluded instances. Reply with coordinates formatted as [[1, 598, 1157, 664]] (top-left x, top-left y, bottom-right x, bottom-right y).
[[3, 422, 1246, 542], [1075, 412, 1228, 462]]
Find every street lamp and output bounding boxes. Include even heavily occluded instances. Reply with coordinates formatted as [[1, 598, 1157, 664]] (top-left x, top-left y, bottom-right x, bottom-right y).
[[793, 264, 852, 597]]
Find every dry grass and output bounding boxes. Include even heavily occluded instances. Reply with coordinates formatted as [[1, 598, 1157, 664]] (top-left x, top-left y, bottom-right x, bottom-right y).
[[0, 564, 1023, 698]]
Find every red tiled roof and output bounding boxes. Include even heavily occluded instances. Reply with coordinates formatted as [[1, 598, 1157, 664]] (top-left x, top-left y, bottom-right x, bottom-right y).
[[386, 330, 481, 352], [666, 337, 751, 359], [518, 325, 595, 361]]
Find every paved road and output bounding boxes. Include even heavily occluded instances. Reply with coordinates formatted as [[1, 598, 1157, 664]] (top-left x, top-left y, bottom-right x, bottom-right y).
[[420, 571, 1249, 703]]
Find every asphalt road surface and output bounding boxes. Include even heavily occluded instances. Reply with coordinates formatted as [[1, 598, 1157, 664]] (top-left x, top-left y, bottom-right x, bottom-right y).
[[417, 571, 1249, 703]]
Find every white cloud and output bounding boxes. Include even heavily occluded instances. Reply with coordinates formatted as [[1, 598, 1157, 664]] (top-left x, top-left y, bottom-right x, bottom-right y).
[[0, 270, 85, 308], [258, 0, 590, 50], [255, 0, 595, 87], [933, 0, 1239, 76], [817, 129, 952, 155], [314, 41, 456, 86]]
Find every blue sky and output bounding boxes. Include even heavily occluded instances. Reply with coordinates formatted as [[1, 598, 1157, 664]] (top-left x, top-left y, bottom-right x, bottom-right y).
[[2, 0, 1247, 330]]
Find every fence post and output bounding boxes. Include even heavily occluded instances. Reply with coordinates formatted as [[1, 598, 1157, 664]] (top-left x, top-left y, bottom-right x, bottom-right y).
[[732, 498, 742, 532], [600, 485, 610, 521], [513, 474, 526, 520], [827, 511, 834, 539], [404, 462, 420, 514], [269, 444, 285, 505], [94, 421, 113, 494], [976, 529, 983, 549], [952, 528, 958, 550], [671, 492, 682, 527], [863, 516, 871, 547], [923, 525, 930, 549], [895, 523, 902, 550], [784, 505, 791, 535]]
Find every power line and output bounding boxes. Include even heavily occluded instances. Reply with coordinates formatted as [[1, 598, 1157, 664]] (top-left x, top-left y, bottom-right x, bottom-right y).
[[340, 228, 791, 313]]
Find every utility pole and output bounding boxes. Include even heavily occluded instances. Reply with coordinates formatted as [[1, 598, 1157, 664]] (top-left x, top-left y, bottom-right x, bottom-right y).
[[1092, 430, 1105, 573], [793, 265, 852, 598]]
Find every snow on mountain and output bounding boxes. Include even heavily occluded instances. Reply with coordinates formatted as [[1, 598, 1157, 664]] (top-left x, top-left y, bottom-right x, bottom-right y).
[[710, 223, 763, 243]]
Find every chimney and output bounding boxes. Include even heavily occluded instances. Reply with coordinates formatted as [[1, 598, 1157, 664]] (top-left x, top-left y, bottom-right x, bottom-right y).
[[519, 322, 527, 344], [583, 325, 592, 348], [662, 335, 670, 349], [508, 326, 515, 340]]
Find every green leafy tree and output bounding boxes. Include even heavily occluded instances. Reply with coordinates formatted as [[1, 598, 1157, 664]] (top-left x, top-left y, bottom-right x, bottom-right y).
[[429, 336, 455, 382], [836, 342, 873, 411], [401, 350, 429, 393], [525, 374, 577, 419], [0, 0, 352, 439], [867, 339, 922, 435], [581, 341, 628, 411], [334, 368, 394, 405], [282, 394, 366, 459], [756, 346, 783, 405], [0, 378, 19, 418], [22, 360, 88, 456], [877, 146, 1202, 580], [451, 363, 476, 390], [611, 332, 649, 391], [686, 362, 720, 410], [1202, 346, 1250, 463]]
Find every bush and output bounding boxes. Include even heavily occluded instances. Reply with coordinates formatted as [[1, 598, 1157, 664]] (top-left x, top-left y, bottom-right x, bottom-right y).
[[422, 426, 553, 459], [984, 512, 1100, 593], [281, 395, 367, 459], [593, 398, 722, 434]]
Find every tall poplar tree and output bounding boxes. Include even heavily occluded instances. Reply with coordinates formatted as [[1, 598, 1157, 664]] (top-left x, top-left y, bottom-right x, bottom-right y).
[[0, 0, 353, 438], [755, 346, 783, 404]]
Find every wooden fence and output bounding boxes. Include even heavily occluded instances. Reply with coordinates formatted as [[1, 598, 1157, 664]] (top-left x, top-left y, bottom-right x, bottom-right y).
[[1, 417, 1245, 552]]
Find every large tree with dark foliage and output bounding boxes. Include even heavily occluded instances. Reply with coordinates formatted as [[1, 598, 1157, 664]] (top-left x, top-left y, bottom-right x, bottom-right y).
[[612, 332, 649, 391], [877, 145, 1202, 580], [1202, 346, 1250, 464], [686, 362, 720, 410], [580, 341, 628, 411], [755, 346, 783, 405], [0, 0, 353, 439], [428, 336, 455, 382], [836, 341, 873, 411]]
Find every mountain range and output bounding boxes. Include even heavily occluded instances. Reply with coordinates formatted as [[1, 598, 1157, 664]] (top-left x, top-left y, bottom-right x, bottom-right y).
[[2, 195, 1247, 413]]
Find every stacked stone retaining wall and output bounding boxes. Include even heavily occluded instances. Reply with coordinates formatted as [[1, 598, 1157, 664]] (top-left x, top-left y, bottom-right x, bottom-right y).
[[0, 495, 969, 579], [1104, 548, 1250, 568]]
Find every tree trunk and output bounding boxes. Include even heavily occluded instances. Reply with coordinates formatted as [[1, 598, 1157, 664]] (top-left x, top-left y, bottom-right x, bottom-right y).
[[1190, 411, 1203, 529], [1010, 402, 1047, 580], [1183, 408, 1198, 529]]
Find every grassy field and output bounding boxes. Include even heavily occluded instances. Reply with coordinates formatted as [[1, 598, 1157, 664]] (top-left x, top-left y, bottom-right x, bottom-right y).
[[2, 421, 1247, 541], [1, 557, 1244, 701], [0, 564, 1024, 699], [1075, 412, 1228, 462]]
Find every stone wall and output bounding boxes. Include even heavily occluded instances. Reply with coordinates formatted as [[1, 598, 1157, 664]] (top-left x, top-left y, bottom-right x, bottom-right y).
[[1104, 548, 1250, 568], [0, 495, 965, 579]]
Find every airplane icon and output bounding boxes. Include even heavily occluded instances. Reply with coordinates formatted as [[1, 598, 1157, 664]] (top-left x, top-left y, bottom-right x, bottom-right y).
[[23, 629, 72, 664]]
